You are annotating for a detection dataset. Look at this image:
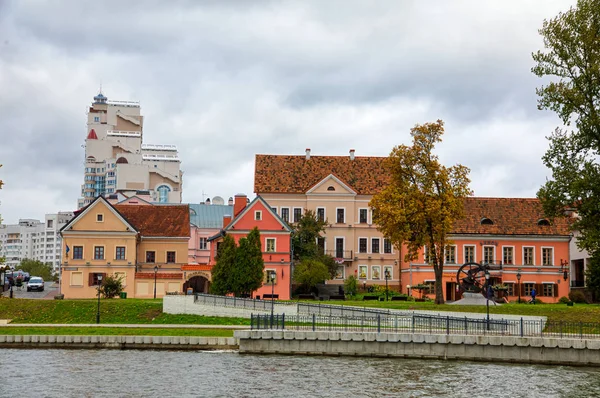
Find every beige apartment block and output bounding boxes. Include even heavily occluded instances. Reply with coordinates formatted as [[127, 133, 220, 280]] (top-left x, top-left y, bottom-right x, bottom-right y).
[[78, 92, 183, 209], [254, 149, 399, 286]]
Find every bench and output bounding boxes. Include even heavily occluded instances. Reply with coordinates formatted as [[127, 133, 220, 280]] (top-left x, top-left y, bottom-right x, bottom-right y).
[[363, 295, 379, 301], [329, 295, 345, 300], [298, 294, 316, 300], [262, 294, 279, 299], [391, 296, 408, 301]]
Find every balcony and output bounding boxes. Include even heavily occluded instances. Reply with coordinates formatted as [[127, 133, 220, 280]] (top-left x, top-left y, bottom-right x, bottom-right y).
[[325, 250, 353, 260]]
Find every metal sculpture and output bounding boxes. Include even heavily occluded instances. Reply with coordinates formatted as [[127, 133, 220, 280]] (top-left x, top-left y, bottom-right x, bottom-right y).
[[456, 262, 495, 293]]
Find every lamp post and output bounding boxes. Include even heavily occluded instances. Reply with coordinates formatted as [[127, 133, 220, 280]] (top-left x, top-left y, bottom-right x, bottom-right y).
[[516, 269, 522, 304], [406, 284, 411, 297], [153, 265, 158, 299], [269, 272, 275, 327], [384, 269, 390, 301], [96, 274, 103, 324], [485, 271, 490, 331]]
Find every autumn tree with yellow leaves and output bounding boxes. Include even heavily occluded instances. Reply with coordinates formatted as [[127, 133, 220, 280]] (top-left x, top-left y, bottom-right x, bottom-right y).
[[370, 121, 472, 304]]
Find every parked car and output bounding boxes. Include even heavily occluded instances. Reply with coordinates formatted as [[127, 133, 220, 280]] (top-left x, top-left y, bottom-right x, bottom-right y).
[[27, 277, 45, 292]]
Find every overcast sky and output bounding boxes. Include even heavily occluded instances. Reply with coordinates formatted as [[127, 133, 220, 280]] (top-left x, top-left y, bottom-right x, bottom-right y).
[[0, 0, 575, 224]]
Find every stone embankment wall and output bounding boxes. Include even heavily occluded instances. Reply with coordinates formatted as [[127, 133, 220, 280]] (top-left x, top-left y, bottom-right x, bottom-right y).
[[0, 334, 237, 350], [235, 330, 600, 367], [163, 295, 294, 318]]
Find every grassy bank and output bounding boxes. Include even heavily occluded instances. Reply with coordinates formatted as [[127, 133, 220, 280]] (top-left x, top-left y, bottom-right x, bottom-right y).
[[0, 327, 234, 337], [0, 299, 249, 325]]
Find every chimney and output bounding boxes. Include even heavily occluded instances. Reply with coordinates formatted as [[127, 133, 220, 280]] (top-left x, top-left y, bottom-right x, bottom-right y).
[[305, 148, 311, 160], [223, 215, 232, 227], [234, 193, 247, 217], [228, 197, 234, 206], [349, 149, 355, 160]]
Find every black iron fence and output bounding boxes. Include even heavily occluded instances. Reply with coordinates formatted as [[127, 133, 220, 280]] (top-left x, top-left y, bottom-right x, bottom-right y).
[[193, 293, 294, 311], [250, 313, 600, 339]]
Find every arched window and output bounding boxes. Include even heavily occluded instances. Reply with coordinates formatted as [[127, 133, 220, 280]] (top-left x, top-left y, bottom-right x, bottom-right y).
[[327, 186, 335, 191], [537, 219, 551, 226], [480, 217, 494, 225], [157, 185, 171, 203], [116, 157, 128, 164]]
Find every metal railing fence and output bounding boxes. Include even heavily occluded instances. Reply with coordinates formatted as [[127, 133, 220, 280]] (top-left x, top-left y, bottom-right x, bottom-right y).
[[193, 293, 294, 312]]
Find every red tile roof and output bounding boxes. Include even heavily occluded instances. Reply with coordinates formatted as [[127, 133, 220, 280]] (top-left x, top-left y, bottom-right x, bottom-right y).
[[115, 205, 190, 237], [181, 264, 212, 271], [453, 198, 572, 236], [254, 154, 389, 194], [135, 272, 183, 279]]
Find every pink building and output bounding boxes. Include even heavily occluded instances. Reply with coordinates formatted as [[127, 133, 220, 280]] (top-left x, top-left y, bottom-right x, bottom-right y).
[[208, 194, 292, 300]]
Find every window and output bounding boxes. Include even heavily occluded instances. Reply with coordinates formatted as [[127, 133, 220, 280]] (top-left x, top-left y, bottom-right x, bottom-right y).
[[383, 239, 392, 254], [542, 283, 555, 297], [73, 246, 83, 260], [523, 247, 534, 265], [254, 211, 262, 221], [96, 214, 103, 222], [89, 272, 105, 286], [335, 238, 344, 258], [94, 116, 100, 122], [358, 265, 367, 279], [483, 246, 495, 264], [199, 238, 208, 250], [359, 238, 368, 253], [281, 208, 290, 222], [146, 251, 156, 263], [424, 281, 435, 294], [506, 283, 515, 296], [266, 238, 276, 252], [115, 246, 126, 260], [336, 208, 345, 223], [327, 186, 335, 191], [503, 247, 514, 265], [542, 247, 553, 266], [371, 238, 380, 254], [47, 220, 53, 228], [316, 208, 325, 222], [293, 208, 302, 223], [371, 266, 381, 280], [166, 251, 176, 263], [464, 246, 475, 263], [359, 209, 368, 224], [445, 246, 456, 264], [265, 269, 277, 284], [317, 237, 325, 255], [524, 283, 535, 296], [70, 272, 83, 286], [157, 185, 171, 203], [94, 246, 104, 260]]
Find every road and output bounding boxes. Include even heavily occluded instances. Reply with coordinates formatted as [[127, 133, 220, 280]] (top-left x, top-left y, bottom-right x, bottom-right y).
[[1, 281, 59, 299]]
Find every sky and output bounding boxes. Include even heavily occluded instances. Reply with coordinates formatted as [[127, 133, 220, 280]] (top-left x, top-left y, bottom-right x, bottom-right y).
[[0, 0, 576, 224]]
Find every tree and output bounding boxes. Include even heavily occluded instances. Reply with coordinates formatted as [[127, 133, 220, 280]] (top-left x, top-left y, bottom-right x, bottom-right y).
[[291, 209, 337, 278], [99, 274, 124, 298], [18, 258, 54, 281], [293, 259, 330, 293], [230, 228, 265, 297], [210, 235, 236, 295], [344, 275, 358, 297], [533, 0, 600, 294], [0, 164, 4, 270], [370, 120, 472, 304]]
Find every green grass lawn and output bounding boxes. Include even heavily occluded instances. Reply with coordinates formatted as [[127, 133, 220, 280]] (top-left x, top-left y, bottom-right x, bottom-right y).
[[0, 327, 234, 337], [0, 298, 249, 325]]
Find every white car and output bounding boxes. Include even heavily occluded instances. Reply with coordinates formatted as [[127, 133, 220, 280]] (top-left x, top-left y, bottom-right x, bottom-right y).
[[27, 277, 45, 292]]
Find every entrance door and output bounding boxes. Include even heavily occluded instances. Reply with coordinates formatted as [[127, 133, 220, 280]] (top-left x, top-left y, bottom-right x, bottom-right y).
[[446, 282, 462, 301], [183, 276, 210, 294], [335, 238, 344, 259]]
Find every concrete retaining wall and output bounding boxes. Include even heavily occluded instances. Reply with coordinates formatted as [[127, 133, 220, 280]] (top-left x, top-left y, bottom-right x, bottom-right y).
[[163, 295, 294, 318], [235, 330, 600, 367], [0, 334, 237, 350]]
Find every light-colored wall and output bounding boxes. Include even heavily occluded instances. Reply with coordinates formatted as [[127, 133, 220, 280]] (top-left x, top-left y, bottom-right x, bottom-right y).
[[137, 239, 189, 269]]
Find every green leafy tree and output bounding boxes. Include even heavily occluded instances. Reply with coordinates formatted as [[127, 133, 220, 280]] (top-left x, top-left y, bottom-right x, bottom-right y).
[[585, 256, 600, 300], [532, 0, 600, 294], [18, 258, 54, 281], [230, 228, 265, 297], [0, 164, 4, 269], [293, 259, 330, 293], [370, 120, 472, 304], [99, 274, 124, 298], [291, 209, 337, 278], [344, 275, 358, 297], [210, 235, 236, 295]]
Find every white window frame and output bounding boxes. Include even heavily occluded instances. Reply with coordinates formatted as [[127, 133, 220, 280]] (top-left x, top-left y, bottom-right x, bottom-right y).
[[335, 207, 346, 224], [383, 238, 393, 254], [115, 246, 126, 261], [265, 269, 277, 285], [293, 207, 303, 223], [70, 271, 83, 286], [199, 237, 208, 250], [96, 213, 104, 223], [334, 236, 345, 258], [541, 246, 554, 266], [358, 265, 368, 280], [266, 238, 276, 253], [463, 245, 476, 263], [502, 246, 515, 265], [445, 245, 457, 264], [254, 211, 262, 221], [94, 245, 105, 260], [280, 207, 290, 223], [271, 206, 277, 214], [483, 246, 495, 264], [383, 265, 393, 280], [316, 207, 326, 222], [523, 246, 535, 266], [358, 208, 369, 224], [370, 237, 380, 254], [371, 265, 381, 280], [358, 237, 368, 254]]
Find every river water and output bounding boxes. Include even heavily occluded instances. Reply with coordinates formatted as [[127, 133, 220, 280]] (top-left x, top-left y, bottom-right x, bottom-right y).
[[1, 349, 598, 398]]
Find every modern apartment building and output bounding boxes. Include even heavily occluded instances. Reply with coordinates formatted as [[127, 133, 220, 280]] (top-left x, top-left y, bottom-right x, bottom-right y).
[[78, 92, 183, 208], [0, 212, 74, 272]]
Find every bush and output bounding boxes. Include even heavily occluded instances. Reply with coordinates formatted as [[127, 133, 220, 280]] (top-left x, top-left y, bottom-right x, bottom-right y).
[[568, 290, 587, 304], [344, 275, 358, 297], [558, 296, 571, 304], [99, 274, 124, 299]]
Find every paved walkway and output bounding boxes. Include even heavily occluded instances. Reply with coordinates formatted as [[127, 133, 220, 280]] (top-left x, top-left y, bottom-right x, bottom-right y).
[[0, 323, 249, 329]]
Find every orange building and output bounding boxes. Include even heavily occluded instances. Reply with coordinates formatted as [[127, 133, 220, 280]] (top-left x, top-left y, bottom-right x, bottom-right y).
[[208, 194, 292, 300], [60, 196, 190, 298]]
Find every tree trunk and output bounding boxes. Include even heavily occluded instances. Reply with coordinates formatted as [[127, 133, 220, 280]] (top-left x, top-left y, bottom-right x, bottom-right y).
[[433, 262, 445, 304]]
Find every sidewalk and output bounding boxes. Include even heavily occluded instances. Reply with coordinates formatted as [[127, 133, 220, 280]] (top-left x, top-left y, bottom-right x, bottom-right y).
[[0, 323, 249, 329]]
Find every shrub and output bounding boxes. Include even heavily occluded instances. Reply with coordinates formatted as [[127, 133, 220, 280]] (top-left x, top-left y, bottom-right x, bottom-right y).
[[568, 290, 587, 304], [99, 274, 124, 299], [558, 296, 571, 304], [344, 275, 358, 297]]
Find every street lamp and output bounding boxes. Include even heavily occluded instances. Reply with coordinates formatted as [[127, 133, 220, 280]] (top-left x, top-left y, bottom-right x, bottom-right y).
[[516, 269, 522, 304], [406, 284, 411, 297], [269, 272, 276, 327], [153, 265, 158, 299], [384, 269, 391, 301], [485, 271, 490, 331], [96, 274, 103, 324]]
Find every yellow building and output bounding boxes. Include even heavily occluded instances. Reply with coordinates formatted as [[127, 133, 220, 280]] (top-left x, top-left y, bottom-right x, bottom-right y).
[[60, 196, 190, 298]]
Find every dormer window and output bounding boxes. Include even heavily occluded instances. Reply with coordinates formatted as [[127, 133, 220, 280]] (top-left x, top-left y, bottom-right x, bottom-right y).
[[327, 186, 335, 191], [537, 219, 550, 226], [96, 214, 104, 222], [480, 217, 494, 225]]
